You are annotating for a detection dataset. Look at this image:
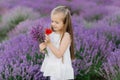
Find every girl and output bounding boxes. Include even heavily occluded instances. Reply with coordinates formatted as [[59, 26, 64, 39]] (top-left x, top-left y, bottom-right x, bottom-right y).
[[39, 6, 75, 80]]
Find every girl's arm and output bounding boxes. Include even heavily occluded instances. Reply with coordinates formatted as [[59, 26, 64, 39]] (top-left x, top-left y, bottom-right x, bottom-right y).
[[45, 33, 71, 58]]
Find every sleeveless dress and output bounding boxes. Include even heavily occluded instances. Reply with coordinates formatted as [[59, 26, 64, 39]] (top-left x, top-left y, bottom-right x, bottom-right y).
[[40, 32, 74, 80]]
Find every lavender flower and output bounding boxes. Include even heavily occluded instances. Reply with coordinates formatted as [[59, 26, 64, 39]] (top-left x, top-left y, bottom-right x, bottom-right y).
[[0, 34, 47, 80], [73, 24, 114, 79], [98, 49, 120, 80], [30, 24, 45, 43], [0, 6, 40, 42], [7, 17, 51, 38], [0, 0, 120, 80]]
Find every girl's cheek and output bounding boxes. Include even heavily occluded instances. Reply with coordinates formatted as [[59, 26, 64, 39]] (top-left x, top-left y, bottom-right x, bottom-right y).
[[51, 22, 55, 26], [51, 23, 53, 26]]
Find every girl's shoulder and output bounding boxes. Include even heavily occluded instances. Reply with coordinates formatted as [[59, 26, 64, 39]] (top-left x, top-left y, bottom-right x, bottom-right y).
[[64, 32, 71, 37], [65, 32, 70, 34], [64, 32, 71, 42]]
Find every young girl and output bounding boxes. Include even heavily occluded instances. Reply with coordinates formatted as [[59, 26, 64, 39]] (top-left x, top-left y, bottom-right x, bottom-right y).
[[39, 6, 75, 80]]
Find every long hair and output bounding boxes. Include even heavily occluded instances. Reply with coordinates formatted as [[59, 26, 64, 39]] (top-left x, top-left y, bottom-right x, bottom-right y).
[[51, 6, 75, 60]]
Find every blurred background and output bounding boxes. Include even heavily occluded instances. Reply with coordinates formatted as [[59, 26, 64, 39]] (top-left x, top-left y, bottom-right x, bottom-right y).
[[0, 0, 120, 80]]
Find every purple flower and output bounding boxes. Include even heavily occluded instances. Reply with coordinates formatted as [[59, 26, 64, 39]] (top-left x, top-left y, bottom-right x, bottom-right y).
[[30, 25, 45, 43], [0, 34, 46, 79]]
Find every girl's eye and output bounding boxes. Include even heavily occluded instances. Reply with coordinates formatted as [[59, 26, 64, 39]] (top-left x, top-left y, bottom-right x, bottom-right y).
[[55, 21, 59, 24], [51, 20, 59, 24]]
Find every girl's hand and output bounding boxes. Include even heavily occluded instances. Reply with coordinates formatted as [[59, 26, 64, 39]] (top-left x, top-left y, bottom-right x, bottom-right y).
[[39, 42, 46, 52], [44, 34, 51, 44]]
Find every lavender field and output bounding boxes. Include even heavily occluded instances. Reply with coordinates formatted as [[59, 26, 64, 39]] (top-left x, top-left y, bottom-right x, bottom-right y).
[[0, 0, 120, 80]]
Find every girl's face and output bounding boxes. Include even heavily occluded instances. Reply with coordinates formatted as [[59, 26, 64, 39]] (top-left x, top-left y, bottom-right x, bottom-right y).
[[51, 12, 65, 33]]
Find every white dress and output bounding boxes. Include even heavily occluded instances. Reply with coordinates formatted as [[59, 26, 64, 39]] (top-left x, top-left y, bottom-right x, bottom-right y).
[[40, 32, 74, 80]]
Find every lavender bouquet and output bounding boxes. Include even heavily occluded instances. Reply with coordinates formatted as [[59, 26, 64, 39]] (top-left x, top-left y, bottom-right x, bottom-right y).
[[30, 25, 49, 54], [30, 24, 45, 43]]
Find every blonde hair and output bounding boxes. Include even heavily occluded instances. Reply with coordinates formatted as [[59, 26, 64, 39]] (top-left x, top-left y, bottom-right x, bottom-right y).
[[51, 6, 75, 60]]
